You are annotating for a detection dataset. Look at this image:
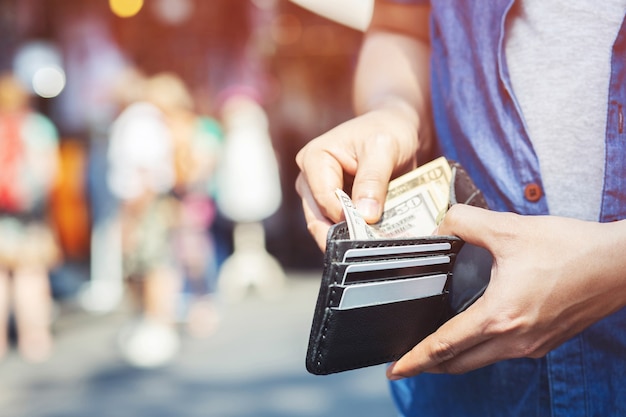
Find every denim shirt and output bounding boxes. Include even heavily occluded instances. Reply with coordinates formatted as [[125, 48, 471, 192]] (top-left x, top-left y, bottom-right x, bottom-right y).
[[386, 1, 626, 416]]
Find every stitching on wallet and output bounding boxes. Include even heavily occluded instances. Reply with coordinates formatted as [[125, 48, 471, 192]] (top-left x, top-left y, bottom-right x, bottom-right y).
[[315, 264, 342, 371], [463, 189, 480, 205]]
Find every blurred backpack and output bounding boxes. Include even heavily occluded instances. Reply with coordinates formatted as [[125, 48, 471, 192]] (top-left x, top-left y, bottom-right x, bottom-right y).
[[0, 111, 59, 214], [0, 113, 24, 212]]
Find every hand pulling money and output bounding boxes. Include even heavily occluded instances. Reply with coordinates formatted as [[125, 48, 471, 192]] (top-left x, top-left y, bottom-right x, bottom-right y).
[[336, 157, 452, 240]]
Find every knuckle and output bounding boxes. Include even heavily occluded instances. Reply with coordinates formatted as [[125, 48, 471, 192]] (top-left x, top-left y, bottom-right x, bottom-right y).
[[516, 339, 544, 359], [483, 313, 548, 360], [295, 140, 326, 169], [368, 132, 394, 146], [295, 146, 309, 169], [483, 309, 526, 337], [527, 349, 549, 359], [518, 334, 553, 359], [437, 360, 466, 375], [525, 349, 545, 359], [294, 174, 305, 195], [356, 171, 387, 190], [429, 339, 457, 363], [482, 302, 533, 335]]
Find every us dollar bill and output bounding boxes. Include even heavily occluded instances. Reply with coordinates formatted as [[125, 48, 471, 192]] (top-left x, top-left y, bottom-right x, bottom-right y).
[[336, 157, 452, 240], [335, 189, 379, 240]]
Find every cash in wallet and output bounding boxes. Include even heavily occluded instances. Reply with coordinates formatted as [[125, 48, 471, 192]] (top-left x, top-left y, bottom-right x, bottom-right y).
[[305, 158, 493, 375]]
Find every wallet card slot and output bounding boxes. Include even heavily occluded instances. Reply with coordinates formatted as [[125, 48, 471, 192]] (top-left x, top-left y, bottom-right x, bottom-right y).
[[342, 242, 452, 262], [341, 255, 450, 284], [342, 263, 449, 284], [335, 274, 447, 310]]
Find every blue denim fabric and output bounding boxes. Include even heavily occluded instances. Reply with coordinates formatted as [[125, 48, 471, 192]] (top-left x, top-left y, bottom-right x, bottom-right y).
[[385, 1, 626, 416]]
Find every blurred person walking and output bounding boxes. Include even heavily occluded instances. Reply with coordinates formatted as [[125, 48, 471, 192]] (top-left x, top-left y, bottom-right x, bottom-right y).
[[0, 73, 61, 363], [107, 72, 180, 368], [108, 72, 223, 367], [145, 73, 224, 339]]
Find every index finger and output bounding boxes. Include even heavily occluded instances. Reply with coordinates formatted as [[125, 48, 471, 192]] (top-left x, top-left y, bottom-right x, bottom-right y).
[[350, 134, 399, 223], [295, 173, 333, 251], [295, 145, 348, 224]]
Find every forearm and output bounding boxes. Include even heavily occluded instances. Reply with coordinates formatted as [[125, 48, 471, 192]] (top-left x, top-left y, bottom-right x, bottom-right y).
[[294, 2, 434, 248], [353, 1, 433, 152]]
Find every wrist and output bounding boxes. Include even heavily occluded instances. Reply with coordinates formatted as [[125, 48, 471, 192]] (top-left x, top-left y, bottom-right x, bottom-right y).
[[363, 95, 420, 125], [366, 95, 434, 158]]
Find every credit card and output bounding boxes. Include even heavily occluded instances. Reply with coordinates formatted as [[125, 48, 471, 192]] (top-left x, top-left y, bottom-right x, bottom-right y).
[[336, 273, 447, 310], [341, 255, 451, 285], [342, 242, 452, 262]]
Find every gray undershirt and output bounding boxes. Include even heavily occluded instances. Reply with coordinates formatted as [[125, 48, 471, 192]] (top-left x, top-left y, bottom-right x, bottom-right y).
[[505, 0, 626, 221]]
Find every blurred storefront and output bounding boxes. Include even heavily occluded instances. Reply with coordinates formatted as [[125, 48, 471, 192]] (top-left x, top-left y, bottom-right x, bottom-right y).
[[0, 0, 365, 275]]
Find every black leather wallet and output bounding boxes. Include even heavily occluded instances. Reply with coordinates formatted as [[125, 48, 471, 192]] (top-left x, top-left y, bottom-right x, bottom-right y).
[[305, 161, 493, 375]]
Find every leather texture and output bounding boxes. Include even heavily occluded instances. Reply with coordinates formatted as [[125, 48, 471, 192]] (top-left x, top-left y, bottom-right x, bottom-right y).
[[305, 160, 492, 375]]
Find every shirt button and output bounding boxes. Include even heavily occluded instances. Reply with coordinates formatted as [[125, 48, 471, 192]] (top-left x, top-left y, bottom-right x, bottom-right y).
[[524, 183, 542, 202]]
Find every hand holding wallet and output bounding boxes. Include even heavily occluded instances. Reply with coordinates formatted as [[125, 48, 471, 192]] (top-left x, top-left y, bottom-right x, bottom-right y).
[[305, 160, 493, 375]]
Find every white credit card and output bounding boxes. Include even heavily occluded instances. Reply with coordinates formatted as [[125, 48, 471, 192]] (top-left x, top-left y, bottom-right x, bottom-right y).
[[341, 255, 451, 284], [342, 242, 452, 262], [336, 273, 447, 310]]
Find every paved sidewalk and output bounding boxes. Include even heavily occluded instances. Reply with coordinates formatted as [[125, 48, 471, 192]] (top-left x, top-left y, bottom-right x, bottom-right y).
[[0, 272, 397, 417]]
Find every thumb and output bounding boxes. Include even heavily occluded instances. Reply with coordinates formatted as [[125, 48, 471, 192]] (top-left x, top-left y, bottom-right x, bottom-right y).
[[436, 204, 501, 251]]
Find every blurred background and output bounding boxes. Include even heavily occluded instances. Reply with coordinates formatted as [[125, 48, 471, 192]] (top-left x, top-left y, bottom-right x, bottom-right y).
[[0, 0, 398, 416], [0, 0, 367, 273]]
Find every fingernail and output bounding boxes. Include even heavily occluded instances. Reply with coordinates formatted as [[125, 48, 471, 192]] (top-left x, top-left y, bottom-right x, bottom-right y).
[[356, 198, 380, 220]]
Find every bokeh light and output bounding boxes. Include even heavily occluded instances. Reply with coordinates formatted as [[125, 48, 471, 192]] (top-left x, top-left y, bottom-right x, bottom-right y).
[[32, 65, 66, 98], [151, 0, 193, 25], [109, 0, 144, 18], [13, 41, 65, 97]]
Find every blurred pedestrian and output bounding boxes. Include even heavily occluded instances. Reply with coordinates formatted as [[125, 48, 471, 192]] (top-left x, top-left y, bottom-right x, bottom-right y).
[[108, 71, 224, 367], [107, 72, 180, 368], [81, 67, 145, 314], [0, 72, 61, 363], [145, 73, 224, 338]]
